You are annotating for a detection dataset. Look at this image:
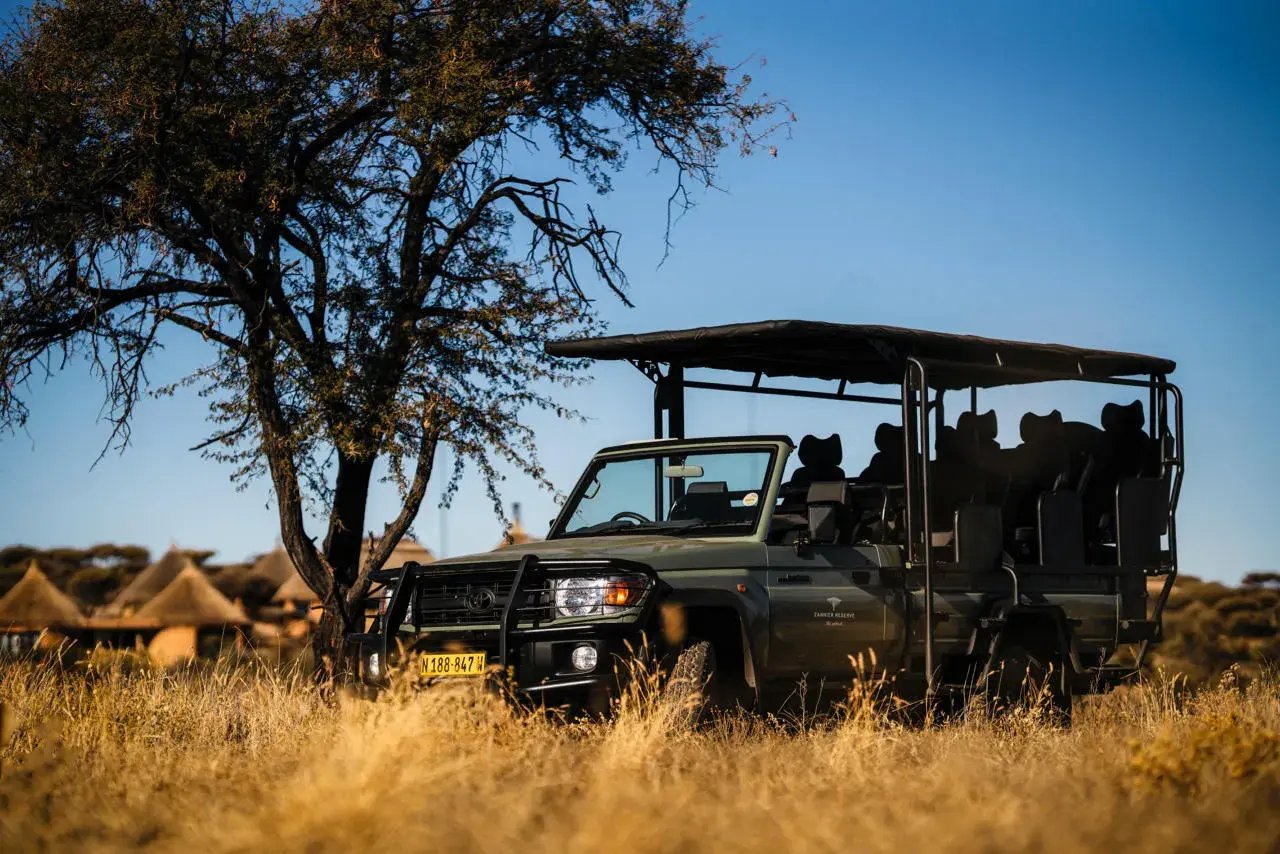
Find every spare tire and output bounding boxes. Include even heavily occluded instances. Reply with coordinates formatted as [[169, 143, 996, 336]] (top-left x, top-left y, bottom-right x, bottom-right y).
[[987, 641, 1073, 726]]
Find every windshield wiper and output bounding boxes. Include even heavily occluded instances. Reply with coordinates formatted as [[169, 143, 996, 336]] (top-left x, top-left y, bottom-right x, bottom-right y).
[[564, 519, 689, 537], [664, 520, 750, 535]]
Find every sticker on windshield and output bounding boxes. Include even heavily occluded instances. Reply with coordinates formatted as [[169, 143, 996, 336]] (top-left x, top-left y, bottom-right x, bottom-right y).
[[742, 491, 759, 507]]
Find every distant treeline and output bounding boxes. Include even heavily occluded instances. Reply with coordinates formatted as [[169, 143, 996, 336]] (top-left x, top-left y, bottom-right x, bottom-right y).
[[1149, 572, 1280, 684], [0, 545, 254, 608]]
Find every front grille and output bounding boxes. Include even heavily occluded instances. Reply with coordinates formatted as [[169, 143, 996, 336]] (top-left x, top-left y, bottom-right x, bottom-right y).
[[413, 567, 552, 627]]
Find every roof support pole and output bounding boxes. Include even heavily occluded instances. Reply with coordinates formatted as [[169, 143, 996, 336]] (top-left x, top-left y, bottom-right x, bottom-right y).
[[653, 377, 665, 519], [907, 357, 936, 698], [1149, 375, 1158, 441], [934, 388, 946, 440], [668, 364, 685, 440]]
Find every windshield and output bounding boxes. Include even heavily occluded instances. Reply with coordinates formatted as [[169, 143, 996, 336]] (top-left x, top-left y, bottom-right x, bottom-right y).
[[554, 447, 777, 538]]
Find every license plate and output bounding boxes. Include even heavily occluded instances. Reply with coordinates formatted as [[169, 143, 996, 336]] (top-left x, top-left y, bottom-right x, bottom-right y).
[[420, 651, 488, 678]]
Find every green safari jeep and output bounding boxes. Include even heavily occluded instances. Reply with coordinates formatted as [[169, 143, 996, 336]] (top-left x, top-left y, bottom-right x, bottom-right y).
[[352, 321, 1183, 719]]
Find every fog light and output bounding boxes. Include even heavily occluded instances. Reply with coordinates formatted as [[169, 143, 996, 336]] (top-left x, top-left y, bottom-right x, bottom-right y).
[[570, 644, 598, 672], [367, 652, 381, 679]]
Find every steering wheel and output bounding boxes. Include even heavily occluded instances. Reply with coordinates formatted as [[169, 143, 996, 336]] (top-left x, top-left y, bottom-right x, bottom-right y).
[[610, 510, 651, 525]]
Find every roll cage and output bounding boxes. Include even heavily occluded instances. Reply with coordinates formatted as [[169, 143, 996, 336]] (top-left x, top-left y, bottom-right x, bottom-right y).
[[547, 320, 1185, 695]]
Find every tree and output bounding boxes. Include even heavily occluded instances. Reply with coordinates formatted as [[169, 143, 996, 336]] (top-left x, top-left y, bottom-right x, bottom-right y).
[[0, 0, 783, 674]]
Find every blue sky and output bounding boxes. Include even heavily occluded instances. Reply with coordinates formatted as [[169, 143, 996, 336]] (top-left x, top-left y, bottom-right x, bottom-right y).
[[1, 2, 1277, 581]]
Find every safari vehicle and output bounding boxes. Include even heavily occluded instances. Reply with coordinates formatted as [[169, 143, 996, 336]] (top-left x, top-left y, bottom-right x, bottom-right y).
[[351, 321, 1183, 718]]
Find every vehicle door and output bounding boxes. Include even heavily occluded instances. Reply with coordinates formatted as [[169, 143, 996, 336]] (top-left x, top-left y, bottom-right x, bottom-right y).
[[765, 543, 899, 681]]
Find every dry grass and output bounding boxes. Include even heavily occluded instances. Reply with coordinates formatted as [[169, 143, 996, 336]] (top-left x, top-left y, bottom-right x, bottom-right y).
[[2, 655, 1280, 853]]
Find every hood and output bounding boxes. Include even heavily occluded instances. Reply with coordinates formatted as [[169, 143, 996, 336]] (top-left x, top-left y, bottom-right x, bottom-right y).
[[427, 534, 766, 573]]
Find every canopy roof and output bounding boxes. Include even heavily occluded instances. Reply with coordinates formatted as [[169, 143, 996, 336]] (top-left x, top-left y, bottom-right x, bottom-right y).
[[135, 566, 249, 626], [546, 320, 1176, 389], [0, 561, 84, 629]]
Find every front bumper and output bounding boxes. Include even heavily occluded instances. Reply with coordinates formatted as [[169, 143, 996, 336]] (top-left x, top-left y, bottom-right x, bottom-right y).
[[351, 625, 644, 696], [349, 554, 660, 696]]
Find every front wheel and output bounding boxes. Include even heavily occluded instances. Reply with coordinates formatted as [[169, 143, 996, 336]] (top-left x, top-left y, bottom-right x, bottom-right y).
[[660, 640, 716, 727]]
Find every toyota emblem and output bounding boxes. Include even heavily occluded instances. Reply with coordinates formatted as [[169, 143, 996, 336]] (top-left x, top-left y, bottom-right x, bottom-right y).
[[465, 588, 497, 612]]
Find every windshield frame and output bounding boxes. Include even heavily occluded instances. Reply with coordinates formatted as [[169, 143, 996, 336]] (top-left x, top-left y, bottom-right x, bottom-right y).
[[548, 439, 789, 541]]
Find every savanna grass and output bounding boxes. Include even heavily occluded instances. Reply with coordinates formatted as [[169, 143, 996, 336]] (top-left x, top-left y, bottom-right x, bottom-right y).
[[2, 653, 1279, 853]]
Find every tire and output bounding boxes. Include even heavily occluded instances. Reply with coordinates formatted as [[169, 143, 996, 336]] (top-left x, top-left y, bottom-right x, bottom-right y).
[[661, 640, 717, 728], [987, 641, 1073, 726]]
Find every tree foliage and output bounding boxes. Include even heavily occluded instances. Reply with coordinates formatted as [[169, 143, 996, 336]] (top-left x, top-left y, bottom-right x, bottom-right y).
[[1151, 574, 1280, 684], [0, 0, 782, 667], [0, 542, 152, 600]]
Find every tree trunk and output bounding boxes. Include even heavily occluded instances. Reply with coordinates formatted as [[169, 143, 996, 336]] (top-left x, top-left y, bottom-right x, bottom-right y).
[[312, 605, 352, 685], [311, 453, 376, 683]]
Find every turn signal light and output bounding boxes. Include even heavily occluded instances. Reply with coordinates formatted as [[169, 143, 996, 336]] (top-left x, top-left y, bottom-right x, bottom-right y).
[[603, 579, 643, 607]]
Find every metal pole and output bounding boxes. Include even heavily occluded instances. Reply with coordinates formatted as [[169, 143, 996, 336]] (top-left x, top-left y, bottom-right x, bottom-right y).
[[908, 357, 936, 696], [1149, 375, 1158, 441], [668, 365, 685, 439], [653, 376, 665, 519], [900, 369, 915, 563]]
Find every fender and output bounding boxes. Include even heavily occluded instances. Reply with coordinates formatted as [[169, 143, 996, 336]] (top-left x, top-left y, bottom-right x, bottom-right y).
[[658, 582, 767, 689]]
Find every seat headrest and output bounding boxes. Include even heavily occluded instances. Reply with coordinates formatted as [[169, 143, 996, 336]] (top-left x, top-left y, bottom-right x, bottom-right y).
[[873, 423, 904, 452], [798, 434, 843, 468], [935, 425, 964, 458], [686, 480, 728, 495], [1102, 400, 1144, 432], [1020, 410, 1064, 444], [956, 410, 998, 443]]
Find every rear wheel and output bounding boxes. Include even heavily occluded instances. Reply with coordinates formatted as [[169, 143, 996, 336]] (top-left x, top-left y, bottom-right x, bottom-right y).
[[987, 641, 1073, 726]]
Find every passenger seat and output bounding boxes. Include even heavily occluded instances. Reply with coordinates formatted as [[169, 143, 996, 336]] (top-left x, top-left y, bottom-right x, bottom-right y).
[[859, 423, 905, 484]]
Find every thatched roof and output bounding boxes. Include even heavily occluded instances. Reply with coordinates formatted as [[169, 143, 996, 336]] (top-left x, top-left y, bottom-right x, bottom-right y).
[[496, 518, 541, 549], [370, 537, 435, 567], [0, 562, 84, 629], [270, 537, 435, 604], [104, 546, 196, 614], [135, 566, 249, 626], [271, 569, 315, 604], [248, 546, 296, 586]]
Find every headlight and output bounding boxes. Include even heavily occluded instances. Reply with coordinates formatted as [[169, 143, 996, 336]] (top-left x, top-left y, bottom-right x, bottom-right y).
[[553, 576, 646, 618]]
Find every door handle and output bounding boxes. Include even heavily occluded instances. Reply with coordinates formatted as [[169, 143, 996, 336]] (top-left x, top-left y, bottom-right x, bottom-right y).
[[777, 573, 811, 584]]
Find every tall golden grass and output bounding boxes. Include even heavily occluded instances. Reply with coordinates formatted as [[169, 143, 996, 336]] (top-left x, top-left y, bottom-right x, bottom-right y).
[[2, 654, 1279, 853]]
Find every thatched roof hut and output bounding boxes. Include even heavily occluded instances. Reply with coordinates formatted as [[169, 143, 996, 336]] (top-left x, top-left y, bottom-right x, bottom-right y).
[[135, 566, 250, 626], [103, 546, 196, 615], [271, 569, 315, 605], [270, 536, 435, 605], [370, 536, 435, 567], [496, 503, 542, 549], [248, 546, 296, 587], [0, 561, 84, 631]]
